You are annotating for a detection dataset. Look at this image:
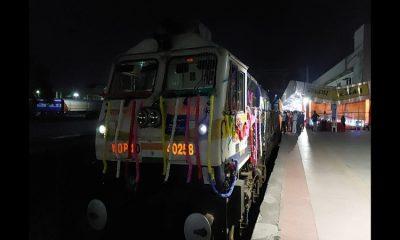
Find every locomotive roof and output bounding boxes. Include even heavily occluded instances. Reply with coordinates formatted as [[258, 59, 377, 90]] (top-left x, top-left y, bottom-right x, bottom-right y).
[[125, 33, 219, 55], [123, 33, 249, 69]]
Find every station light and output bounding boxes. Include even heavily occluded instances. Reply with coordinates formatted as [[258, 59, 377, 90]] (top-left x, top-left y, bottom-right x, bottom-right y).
[[73, 92, 79, 98]]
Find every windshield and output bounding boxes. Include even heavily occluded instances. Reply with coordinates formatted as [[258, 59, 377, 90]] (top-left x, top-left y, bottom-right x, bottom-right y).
[[109, 59, 158, 97], [165, 54, 217, 92]]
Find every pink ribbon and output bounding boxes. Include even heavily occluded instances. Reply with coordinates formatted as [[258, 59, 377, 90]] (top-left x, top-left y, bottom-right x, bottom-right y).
[[254, 110, 258, 165], [185, 97, 192, 183], [133, 101, 143, 184], [126, 100, 136, 178], [194, 96, 202, 180]]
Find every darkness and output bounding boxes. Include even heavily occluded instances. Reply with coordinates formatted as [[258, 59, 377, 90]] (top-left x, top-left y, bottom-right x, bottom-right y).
[[29, 0, 370, 97]]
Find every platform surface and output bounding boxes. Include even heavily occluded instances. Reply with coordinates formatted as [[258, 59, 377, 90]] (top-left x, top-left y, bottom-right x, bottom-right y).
[[252, 130, 370, 240]]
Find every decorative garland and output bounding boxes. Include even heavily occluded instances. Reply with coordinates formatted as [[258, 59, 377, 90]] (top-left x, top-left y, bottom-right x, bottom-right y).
[[134, 101, 143, 183], [207, 95, 215, 181], [164, 98, 179, 182], [160, 96, 167, 175], [209, 159, 238, 198], [184, 97, 192, 183], [114, 100, 125, 178], [194, 96, 202, 180]]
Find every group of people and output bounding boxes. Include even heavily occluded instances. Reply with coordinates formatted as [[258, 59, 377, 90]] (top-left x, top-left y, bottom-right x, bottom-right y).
[[282, 110, 349, 134], [311, 110, 347, 132], [281, 110, 305, 135]]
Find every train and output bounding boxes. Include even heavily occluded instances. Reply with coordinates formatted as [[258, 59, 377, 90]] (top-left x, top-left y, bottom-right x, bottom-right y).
[[63, 97, 102, 117], [33, 96, 102, 118], [88, 23, 282, 240]]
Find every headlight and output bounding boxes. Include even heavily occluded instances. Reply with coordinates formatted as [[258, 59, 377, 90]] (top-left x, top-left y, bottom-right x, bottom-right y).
[[148, 109, 161, 128], [98, 125, 106, 135], [137, 110, 148, 128], [198, 123, 208, 135]]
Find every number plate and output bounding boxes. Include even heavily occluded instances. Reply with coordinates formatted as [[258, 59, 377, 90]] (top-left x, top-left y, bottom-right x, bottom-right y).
[[166, 143, 195, 156]]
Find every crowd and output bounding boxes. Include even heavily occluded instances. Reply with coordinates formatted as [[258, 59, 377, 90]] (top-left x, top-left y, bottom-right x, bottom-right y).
[[310, 111, 347, 132], [281, 110, 353, 134], [281, 110, 305, 135]]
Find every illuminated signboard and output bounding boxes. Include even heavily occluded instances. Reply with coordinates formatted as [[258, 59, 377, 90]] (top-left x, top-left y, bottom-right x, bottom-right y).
[[306, 82, 370, 102], [111, 143, 140, 154]]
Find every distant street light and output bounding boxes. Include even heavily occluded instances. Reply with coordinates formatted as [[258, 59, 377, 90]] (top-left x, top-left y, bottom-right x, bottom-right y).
[[35, 90, 40, 97], [73, 92, 79, 98]]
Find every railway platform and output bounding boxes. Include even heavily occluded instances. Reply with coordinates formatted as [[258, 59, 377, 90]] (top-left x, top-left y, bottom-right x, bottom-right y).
[[252, 129, 370, 240]]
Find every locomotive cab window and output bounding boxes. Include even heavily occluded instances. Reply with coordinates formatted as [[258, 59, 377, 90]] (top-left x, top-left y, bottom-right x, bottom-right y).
[[109, 59, 158, 98], [165, 54, 217, 94], [226, 62, 245, 112]]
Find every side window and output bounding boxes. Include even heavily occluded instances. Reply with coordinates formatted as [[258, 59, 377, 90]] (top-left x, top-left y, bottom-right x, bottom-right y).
[[226, 62, 245, 112], [226, 62, 237, 112], [247, 77, 257, 107], [237, 71, 245, 111]]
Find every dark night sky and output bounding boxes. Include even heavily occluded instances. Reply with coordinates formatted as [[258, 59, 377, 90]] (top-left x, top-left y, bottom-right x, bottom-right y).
[[29, 0, 370, 96]]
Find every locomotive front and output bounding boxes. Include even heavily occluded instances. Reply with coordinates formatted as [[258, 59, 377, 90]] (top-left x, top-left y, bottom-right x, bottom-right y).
[[89, 32, 279, 240]]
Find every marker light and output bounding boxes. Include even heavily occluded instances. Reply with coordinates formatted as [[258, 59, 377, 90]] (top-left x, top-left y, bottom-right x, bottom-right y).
[[198, 123, 208, 135], [98, 125, 106, 135]]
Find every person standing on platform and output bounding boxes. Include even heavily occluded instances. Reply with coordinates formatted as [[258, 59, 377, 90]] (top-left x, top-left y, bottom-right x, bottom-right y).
[[297, 111, 303, 133], [312, 111, 319, 131], [341, 115, 346, 132], [282, 111, 287, 134], [292, 111, 298, 134]]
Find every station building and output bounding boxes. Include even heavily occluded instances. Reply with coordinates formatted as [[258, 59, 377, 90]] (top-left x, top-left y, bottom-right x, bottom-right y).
[[282, 24, 371, 129]]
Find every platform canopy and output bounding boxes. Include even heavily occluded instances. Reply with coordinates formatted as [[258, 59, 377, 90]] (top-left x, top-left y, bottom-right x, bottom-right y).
[[281, 80, 309, 111]]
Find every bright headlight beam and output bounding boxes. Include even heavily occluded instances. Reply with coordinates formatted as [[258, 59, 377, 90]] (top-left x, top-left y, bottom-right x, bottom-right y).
[[198, 123, 208, 135], [98, 125, 106, 134]]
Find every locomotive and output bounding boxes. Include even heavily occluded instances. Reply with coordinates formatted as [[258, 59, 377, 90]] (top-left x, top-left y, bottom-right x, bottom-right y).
[[88, 23, 282, 240]]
